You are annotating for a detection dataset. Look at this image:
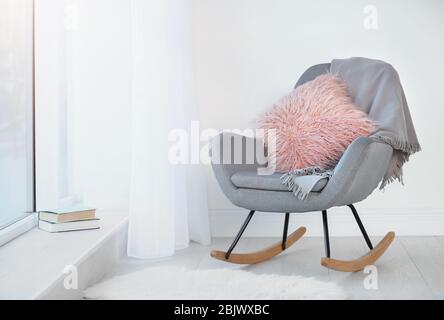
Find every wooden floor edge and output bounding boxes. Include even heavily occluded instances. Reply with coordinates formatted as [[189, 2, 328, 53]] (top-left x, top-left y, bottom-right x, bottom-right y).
[[321, 231, 396, 272], [210, 227, 306, 265]]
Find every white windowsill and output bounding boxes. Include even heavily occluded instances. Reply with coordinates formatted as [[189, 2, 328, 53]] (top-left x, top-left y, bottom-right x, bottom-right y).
[[0, 210, 128, 300]]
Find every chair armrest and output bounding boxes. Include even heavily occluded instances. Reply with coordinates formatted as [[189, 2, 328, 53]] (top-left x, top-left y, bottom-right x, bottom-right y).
[[326, 136, 393, 206]]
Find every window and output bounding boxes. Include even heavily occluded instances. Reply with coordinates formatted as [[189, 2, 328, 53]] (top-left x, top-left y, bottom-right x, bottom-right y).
[[0, 0, 35, 232]]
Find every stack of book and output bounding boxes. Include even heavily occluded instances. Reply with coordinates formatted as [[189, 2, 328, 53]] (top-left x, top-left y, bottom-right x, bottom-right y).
[[38, 206, 100, 233]]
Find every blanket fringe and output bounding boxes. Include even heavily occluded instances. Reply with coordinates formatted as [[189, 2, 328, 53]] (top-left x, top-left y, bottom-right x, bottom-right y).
[[372, 135, 421, 189], [281, 173, 310, 200], [372, 135, 421, 155], [281, 167, 333, 200]]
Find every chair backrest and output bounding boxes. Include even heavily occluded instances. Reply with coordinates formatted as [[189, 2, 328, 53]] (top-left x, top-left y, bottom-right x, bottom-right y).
[[295, 63, 331, 88]]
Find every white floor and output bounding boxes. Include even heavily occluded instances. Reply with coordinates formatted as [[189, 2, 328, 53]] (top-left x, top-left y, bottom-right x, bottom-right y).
[[106, 236, 444, 300]]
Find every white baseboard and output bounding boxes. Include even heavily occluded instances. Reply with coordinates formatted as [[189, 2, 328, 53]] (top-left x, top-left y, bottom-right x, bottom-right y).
[[210, 207, 444, 237]]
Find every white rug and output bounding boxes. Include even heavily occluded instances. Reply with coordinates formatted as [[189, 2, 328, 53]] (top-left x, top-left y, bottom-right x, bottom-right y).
[[84, 266, 347, 300]]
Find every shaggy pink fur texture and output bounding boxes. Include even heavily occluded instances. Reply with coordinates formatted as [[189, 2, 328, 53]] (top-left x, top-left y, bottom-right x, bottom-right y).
[[258, 74, 374, 172]]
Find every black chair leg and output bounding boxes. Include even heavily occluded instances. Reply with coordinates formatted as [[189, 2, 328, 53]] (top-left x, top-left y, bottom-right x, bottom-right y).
[[225, 210, 255, 259], [348, 204, 374, 250], [282, 213, 290, 250], [322, 210, 331, 258]]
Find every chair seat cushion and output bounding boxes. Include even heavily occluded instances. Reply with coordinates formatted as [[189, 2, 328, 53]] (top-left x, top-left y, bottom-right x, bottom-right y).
[[231, 170, 328, 192]]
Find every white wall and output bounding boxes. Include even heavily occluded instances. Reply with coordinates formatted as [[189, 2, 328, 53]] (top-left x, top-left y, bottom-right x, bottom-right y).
[[192, 0, 444, 236]]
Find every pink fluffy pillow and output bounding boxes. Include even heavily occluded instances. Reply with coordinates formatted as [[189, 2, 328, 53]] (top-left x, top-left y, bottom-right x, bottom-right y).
[[258, 74, 374, 172]]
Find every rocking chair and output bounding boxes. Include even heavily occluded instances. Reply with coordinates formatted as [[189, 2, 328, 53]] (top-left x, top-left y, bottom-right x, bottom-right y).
[[209, 63, 395, 272]]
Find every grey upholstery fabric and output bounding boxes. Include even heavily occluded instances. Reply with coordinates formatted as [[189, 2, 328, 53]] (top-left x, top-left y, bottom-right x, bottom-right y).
[[231, 170, 328, 192], [210, 63, 393, 213], [295, 63, 331, 88], [211, 132, 392, 213]]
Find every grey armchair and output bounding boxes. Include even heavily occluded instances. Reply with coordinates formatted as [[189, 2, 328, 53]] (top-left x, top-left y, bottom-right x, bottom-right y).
[[210, 64, 396, 272]]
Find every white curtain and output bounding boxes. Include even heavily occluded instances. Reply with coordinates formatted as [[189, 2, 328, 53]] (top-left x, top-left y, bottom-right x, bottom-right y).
[[127, 0, 211, 258], [34, 0, 210, 257]]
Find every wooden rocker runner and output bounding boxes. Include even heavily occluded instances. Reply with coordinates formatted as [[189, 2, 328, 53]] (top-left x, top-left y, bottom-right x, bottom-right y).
[[210, 206, 394, 272], [211, 212, 307, 265], [209, 63, 398, 272]]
